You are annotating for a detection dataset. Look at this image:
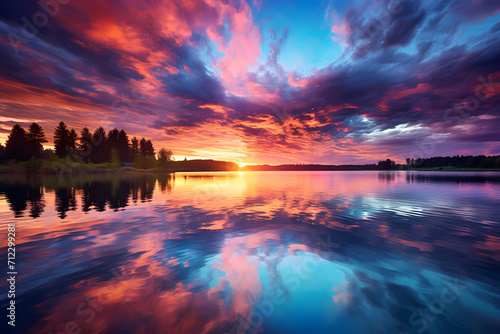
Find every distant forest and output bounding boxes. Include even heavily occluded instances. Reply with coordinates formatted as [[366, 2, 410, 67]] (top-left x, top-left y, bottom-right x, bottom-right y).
[[403, 156, 500, 169], [0, 122, 173, 169], [242, 156, 500, 171], [371, 156, 500, 170]]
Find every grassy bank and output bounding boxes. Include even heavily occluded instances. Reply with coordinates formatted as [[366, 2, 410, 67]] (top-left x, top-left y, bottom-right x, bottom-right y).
[[0, 158, 239, 174], [0, 159, 169, 174]]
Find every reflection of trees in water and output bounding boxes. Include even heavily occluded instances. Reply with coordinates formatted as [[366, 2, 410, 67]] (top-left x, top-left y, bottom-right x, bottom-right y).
[[0, 179, 45, 218], [80, 175, 160, 212], [82, 181, 112, 212], [55, 187, 77, 219], [28, 185, 45, 218], [378, 172, 395, 183], [2, 182, 29, 217], [0, 173, 173, 219], [136, 175, 155, 203], [109, 180, 132, 211], [158, 174, 173, 193], [406, 173, 500, 184]]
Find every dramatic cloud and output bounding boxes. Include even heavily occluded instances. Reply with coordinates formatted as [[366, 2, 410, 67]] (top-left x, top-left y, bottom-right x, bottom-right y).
[[0, 0, 499, 164]]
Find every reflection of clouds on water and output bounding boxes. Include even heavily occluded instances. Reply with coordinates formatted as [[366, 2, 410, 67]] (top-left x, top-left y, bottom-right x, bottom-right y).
[[0, 172, 499, 333]]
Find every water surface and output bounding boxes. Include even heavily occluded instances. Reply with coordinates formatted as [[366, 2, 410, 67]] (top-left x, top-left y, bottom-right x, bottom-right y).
[[1, 171, 499, 334]]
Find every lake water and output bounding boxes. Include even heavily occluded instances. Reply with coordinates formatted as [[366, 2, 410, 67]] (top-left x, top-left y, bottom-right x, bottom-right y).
[[1, 171, 500, 334]]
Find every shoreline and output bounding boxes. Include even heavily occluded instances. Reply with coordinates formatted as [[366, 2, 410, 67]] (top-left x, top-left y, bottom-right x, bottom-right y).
[[1, 158, 499, 175], [1, 168, 500, 175]]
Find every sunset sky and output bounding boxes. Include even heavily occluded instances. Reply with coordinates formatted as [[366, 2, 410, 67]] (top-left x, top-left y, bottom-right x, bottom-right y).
[[0, 0, 499, 165]]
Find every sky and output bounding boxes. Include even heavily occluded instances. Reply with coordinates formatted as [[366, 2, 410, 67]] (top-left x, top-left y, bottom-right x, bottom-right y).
[[0, 0, 499, 165]]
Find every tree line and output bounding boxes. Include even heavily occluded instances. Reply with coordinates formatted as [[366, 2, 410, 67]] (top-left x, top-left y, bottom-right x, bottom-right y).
[[405, 155, 500, 169], [0, 122, 173, 169], [376, 156, 500, 170]]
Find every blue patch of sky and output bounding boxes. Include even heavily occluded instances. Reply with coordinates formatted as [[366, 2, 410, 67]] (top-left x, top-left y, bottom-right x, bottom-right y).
[[252, 0, 351, 74]]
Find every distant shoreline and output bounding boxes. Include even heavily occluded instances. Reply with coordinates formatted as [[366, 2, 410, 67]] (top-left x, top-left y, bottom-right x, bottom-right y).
[[239, 164, 500, 172], [1, 163, 499, 175], [1, 155, 500, 175]]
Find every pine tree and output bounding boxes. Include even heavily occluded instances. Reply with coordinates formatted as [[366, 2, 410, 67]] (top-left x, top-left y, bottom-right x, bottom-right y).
[[110, 148, 121, 167], [79, 127, 92, 162], [54, 121, 70, 158], [117, 129, 130, 162], [26, 122, 47, 158], [145, 140, 155, 157], [0, 143, 5, 162], [130, 137, 139, 160], [68, 129, 78, 152], [91, 127, 107, 163], [139, 138, 147, 157], [5, 124, 29, 161], [106, 128, 119, 162]]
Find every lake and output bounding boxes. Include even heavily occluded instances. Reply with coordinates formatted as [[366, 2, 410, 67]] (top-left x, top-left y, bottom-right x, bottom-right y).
[[1, 171, 499, 334]]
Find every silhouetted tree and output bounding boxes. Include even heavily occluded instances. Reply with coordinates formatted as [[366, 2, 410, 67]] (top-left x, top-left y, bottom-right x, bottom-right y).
[[54, 121, 70, 158], [139, 138, 147, 157], [377, 159, 394, 170], [79, 127, 92, 162], [134, 138, 156, 169], [26, 122, 47, 158], [158, 148, 172, 167], [145, 140, 155, 157], [110, 148, 121, 167], [406, 155, 500, 169], [1, 120, 174, 171], [130, 137, 139, 161], [117, 130, 130, 162], [5, 124, 29, 161], [106, 128, 119, 159], [480, 157, 495, 169], [91, 127, 107, 163], [68, 129, 78, 152], [0, 143, 5, 162]]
